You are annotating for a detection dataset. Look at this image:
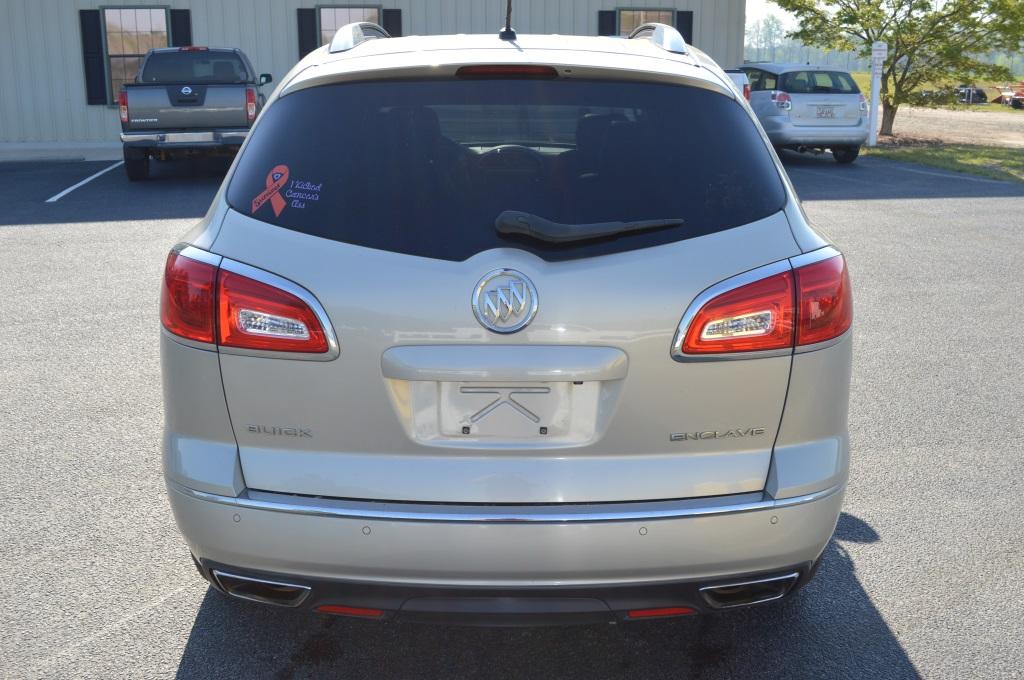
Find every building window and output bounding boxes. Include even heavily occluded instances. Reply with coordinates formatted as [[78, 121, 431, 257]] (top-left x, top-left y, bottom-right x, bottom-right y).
[[104, 8, 168, 99], [319, 6, 381, 45], [617, 9, 675, 36]]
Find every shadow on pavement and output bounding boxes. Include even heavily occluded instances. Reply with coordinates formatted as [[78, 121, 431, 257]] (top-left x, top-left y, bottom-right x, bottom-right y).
[[0, 157, 229, 226], [781, 150, 1024, 202], [175, 512, 919, 680]]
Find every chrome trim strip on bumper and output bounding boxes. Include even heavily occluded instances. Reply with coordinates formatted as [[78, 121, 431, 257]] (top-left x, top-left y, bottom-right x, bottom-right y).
[[169, 481, 842, 525], [120, 131, 248, 144]]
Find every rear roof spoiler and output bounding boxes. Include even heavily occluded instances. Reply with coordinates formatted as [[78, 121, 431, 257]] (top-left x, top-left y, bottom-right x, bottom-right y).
[[627, 22, 689, 55], [328, 21, 391, 53]]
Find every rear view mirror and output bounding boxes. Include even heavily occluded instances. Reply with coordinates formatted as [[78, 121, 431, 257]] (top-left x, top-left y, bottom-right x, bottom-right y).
[[259, 73, 273, 86]]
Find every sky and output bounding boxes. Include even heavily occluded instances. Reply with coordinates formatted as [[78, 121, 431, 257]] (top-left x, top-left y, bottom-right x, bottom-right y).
[[745, 0, 798, 30]]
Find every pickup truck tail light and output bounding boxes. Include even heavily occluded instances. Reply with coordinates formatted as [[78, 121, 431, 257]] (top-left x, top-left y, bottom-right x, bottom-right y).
[[679, 253, 852, 355], [246, 87, 257, 122], [742, 83, 751, 100], [771, 91, 792, 111], [118, 90, 129, 123], [161, 249, 329, 354]]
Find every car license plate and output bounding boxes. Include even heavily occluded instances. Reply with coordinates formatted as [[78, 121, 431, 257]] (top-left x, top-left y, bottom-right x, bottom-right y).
[[816, 106, 838, 119]]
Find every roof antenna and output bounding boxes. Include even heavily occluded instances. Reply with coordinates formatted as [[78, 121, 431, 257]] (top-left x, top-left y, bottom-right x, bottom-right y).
[[499, 0, 516, 41]]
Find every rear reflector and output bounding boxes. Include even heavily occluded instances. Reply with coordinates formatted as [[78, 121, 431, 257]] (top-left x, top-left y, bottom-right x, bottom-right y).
[[246, 87, 256, 122], [316, 604, 385, 618], [118, 90, 128, 123], [627, 606, 697, 619], [794, 255, 852, 346], [160, 252, 217, 344], [218, 270, 328, 353], [679, 252, 852, 356], [743, 83, 751, 100], [456, 65, 558, 79]]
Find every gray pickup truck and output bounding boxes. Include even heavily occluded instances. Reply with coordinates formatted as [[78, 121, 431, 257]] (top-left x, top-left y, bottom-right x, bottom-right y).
[[119, 47, 272, 180]]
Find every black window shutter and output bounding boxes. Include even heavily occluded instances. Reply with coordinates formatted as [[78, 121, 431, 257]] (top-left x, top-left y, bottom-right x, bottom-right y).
[[297, 8, 318, 58], [170, 10, 193, 47], [79, 10, 107, 105], [676, 11, 694, 44], [597, 10, 617, 36], [382, 9, 402, 37]]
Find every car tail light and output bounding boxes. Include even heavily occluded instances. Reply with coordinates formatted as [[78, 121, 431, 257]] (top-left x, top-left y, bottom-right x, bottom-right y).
[[678, 253, 852, 356], [178, 46, 209, 51], [794, 255, 852, 346], [771, 91, 792, 110], [456, 65, 558, 79], [218, 270, 328, 353], [119, 90, 129, 123], [315, 604, 385, 618], [245, 87, 256, 122], [858, 93, 868, 113], [627, 606, 697, 619], [743, 83, 751, 100], [682, 271, 795, 354], [161, 252, 217, 344]]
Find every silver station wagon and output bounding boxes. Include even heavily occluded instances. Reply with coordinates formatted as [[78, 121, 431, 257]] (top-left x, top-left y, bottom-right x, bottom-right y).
[[161, 21, 853, 625]]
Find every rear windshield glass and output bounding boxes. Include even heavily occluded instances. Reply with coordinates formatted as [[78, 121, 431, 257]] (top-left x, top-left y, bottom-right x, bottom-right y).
[[140, 51, 249, 83], [781, 71, 860, 95], [227, 79, 786, 262]]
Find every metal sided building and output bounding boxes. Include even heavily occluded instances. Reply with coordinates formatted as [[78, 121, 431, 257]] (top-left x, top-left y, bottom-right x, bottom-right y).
[[0, 1, 746, 159]]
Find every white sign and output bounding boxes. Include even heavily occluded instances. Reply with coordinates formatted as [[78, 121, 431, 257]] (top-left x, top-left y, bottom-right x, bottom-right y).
[[868, 42, 887, 147], [871, 41, 888, 59]]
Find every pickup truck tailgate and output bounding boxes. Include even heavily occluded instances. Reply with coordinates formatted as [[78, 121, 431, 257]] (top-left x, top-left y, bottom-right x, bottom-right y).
[[125, 84, 248, 129]]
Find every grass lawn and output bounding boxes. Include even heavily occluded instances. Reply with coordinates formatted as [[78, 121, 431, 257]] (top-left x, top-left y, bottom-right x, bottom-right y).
[[865, 144, 1024, 182]]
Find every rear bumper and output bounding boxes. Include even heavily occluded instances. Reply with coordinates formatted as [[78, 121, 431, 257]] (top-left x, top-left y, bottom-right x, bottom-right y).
[[761, 117, 868, 147], [167, 480, 844, 622], [120, 129, 248, 149]]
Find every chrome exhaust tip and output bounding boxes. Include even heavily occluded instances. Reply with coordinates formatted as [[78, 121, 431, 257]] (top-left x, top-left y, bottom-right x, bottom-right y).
[[211, 570, 311, 608], [699, 572, 799, 609]]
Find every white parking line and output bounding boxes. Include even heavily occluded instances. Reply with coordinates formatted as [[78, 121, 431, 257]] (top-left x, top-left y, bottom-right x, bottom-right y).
[[44, 161, 124, 203]]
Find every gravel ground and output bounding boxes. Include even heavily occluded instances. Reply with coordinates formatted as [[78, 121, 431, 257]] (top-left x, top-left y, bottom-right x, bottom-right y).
[[1, 155, 1023, 679], [890, 105, 1024, 147]]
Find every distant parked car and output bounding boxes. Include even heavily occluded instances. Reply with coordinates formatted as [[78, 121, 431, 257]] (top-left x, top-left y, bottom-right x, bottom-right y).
[[724, 69, 750, 100], [119, 47, 273, 181], [740, 64, 868, 164], [956, 85, 988, 104]]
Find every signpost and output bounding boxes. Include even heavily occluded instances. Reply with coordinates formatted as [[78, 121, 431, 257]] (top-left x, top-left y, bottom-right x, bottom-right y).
[[868, 41, 887, 147]]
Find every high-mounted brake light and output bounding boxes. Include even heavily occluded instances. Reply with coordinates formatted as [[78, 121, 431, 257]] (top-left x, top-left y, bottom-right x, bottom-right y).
[[160, 249, 332, 355], [245, 87, 256, 122], [178, 46, 208, 51], [218, 270, 328, 353], [771, 91, 792, 110], [118, 90, 129, 123], [161, 252, 217, 343], [456, 65, 558, 79], [678, 252, 852, 356]]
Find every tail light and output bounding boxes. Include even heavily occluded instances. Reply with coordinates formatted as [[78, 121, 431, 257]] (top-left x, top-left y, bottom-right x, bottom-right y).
[[119, 90, 129, 123], [677, 252, 852, 356], [858, 93, 868, 114], [160, 249, 331, 355], [771, 91, 792, 110], [743, 83, 751, 100], [245, 87, 257, 122], [178, 46, 208, 51]]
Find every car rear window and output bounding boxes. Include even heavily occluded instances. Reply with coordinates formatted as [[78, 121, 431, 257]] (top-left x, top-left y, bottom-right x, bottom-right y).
[[227, 79, 786, 262], [781, 71, 860, 95], [140, 51, 249, 83]]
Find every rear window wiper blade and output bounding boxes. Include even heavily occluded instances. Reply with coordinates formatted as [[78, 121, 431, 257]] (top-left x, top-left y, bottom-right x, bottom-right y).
[[495, 210, 684, 244]]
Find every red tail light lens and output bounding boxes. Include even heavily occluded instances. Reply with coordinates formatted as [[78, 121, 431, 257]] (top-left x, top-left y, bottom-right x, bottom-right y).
[[118, 90, 129, 123], [316, 604, 385, 618], [682, 271, 796, 354], [456, 65, 558, 79], [217, 270, 328, 353], [743, 83, 751, 100], [161, 252, 217, 343], [794, 255, 852, 346], [679, 253, 852, 356], [245, 87, 256, 122], [627, 606, 697, 619], [771, 91, 792, 110]]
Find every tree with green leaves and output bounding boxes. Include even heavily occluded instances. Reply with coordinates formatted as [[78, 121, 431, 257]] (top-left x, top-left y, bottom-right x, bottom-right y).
[[769, 0, 1024, 135]]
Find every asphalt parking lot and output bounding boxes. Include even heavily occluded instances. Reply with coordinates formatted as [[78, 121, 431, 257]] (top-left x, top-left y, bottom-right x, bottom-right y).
[[1, 154, 1022, 679]]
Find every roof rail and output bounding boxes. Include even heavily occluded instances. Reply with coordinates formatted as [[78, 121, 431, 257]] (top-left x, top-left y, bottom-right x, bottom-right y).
[[627, 23, 689, 55], [328, 21, 391, 54]]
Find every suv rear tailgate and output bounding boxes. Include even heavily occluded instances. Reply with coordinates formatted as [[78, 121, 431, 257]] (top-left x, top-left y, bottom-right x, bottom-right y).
[[124, 84, 248, 129]]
